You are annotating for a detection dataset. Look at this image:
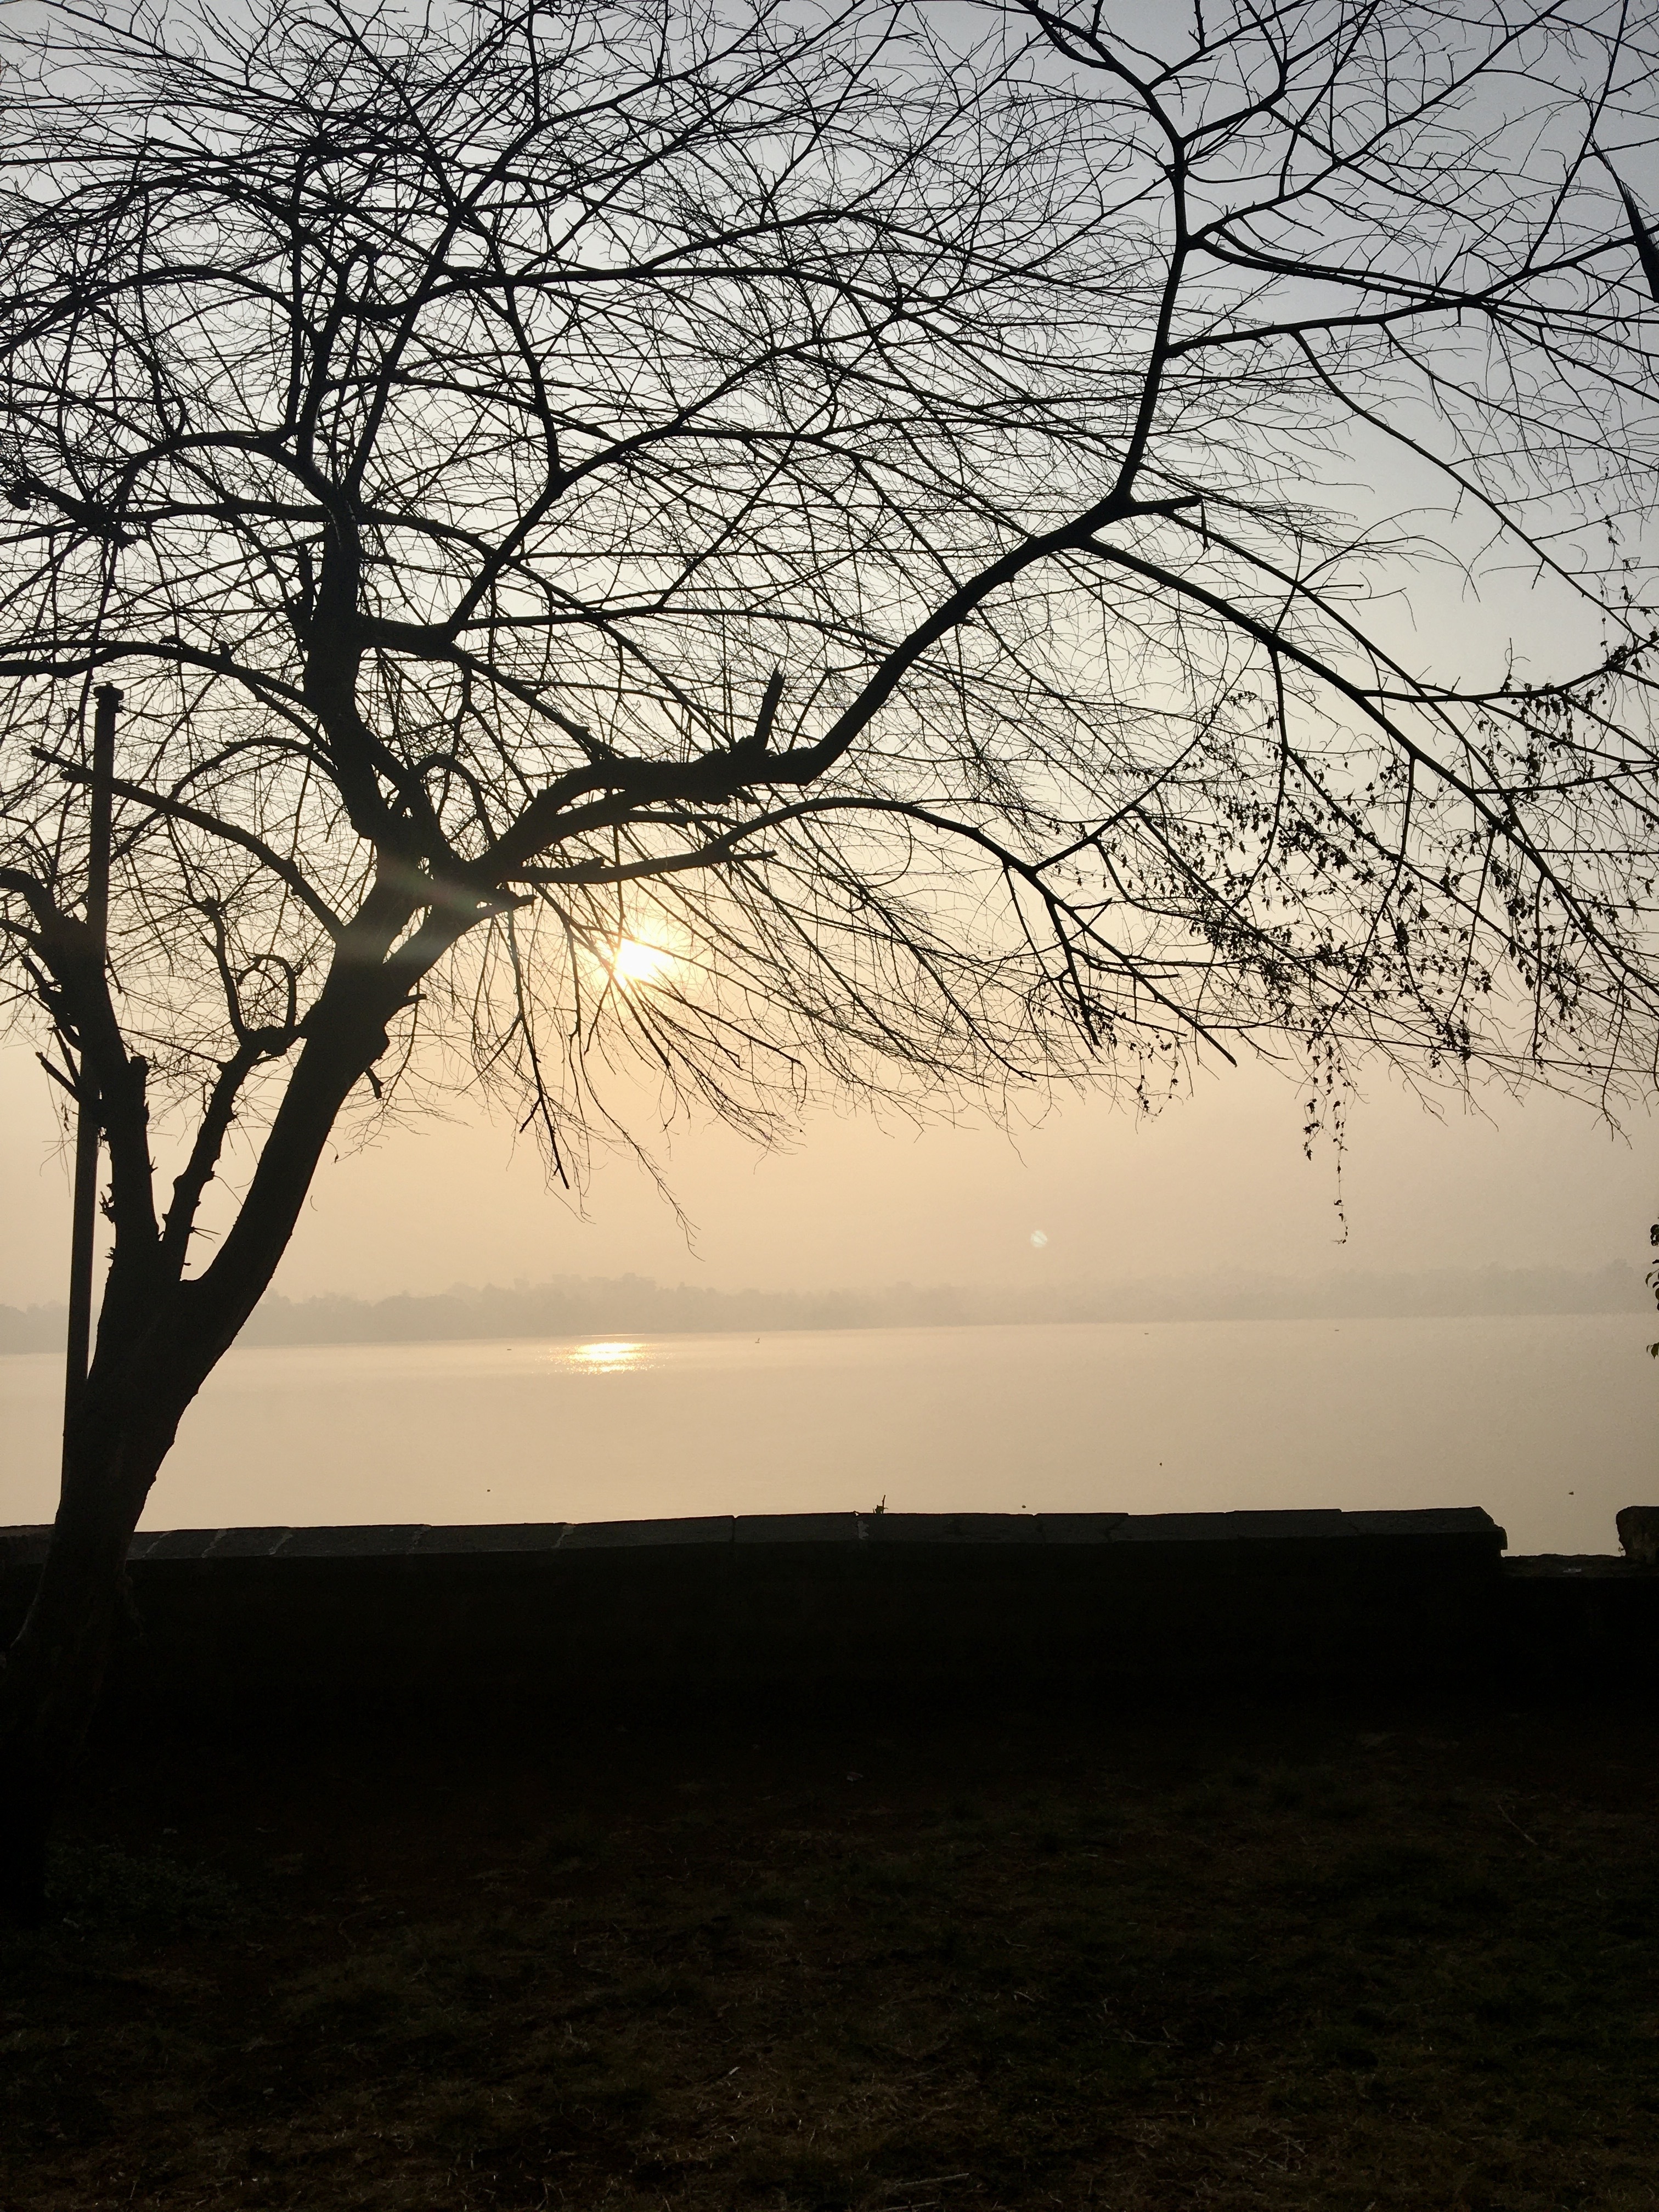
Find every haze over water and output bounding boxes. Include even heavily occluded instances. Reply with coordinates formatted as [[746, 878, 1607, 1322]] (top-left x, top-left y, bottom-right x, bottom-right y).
[[2, 1314, 1649, 1554], [4, 1049, 1657, 1554]]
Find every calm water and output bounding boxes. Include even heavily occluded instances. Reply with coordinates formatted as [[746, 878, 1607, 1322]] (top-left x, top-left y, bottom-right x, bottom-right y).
[[1, 1316, 1652, 1554]]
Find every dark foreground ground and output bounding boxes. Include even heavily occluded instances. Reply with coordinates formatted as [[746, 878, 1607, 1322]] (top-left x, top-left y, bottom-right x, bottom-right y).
[[3, 1695, 1656, 2211]]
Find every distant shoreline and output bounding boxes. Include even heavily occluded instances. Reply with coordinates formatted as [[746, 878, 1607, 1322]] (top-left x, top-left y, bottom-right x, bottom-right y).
[[0, 1261, 1644, 1353]]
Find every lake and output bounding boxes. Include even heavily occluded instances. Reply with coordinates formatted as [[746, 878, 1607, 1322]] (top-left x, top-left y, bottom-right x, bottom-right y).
[[1, 1314, 1652, 1553]]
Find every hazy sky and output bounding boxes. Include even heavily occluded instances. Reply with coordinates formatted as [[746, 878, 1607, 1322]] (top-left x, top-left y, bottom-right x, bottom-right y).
[[2, 1037, 1654, 1307]]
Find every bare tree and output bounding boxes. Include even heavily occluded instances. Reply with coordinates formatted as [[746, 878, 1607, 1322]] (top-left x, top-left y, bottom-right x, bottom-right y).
[[2, 0, 1656, 1909]]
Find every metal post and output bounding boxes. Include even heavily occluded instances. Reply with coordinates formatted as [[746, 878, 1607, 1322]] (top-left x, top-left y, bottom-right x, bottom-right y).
[[61, 684, 120, 1485]]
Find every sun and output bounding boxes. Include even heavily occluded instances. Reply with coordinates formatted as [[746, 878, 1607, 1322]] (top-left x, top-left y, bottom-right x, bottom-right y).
[[606, 936, 676, 986]]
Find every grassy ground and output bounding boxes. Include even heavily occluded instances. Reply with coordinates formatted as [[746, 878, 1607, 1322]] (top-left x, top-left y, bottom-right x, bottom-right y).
[[3, 1695, 1656, 2211]]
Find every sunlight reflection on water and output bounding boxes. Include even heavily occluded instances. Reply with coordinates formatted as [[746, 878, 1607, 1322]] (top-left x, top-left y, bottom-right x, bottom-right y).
[[566, 1340, 647, 1373]]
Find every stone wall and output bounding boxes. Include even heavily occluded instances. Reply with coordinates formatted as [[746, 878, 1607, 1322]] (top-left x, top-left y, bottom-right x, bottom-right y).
[[5, 1505, 1601, 1721]]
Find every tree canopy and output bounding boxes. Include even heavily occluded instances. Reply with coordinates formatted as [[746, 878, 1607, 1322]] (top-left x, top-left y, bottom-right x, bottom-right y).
[[3, 0, 1656, 1242]]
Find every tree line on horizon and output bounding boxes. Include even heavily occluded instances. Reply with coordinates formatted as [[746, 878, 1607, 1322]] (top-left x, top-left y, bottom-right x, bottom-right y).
[[0, 1261, 1645, 1352]]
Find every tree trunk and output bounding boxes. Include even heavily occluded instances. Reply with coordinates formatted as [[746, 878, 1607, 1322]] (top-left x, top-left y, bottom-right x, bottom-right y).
[[0, 1289, 204, 1916], [2, 1319, 281, 1917], [0, 1491, 151, 1920], [0, 1001, 397, 1920]]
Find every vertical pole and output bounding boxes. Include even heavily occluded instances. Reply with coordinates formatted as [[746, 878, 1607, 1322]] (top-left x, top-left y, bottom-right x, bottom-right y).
[[61, 684, 120, 1487]]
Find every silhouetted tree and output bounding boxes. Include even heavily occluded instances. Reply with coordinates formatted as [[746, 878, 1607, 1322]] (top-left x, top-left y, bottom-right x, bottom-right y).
[[3, 0, 1657, 1910]]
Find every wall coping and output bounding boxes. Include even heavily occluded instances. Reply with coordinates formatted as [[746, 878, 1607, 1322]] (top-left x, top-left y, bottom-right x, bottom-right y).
[[0, 1504, 1508, 1570]]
